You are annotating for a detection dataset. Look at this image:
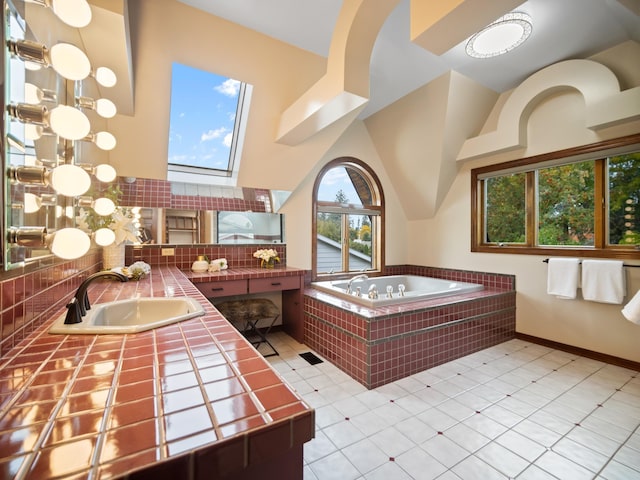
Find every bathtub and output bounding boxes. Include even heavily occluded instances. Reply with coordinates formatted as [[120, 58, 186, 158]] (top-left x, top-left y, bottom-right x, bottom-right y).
[[312, 274, 484, 307]]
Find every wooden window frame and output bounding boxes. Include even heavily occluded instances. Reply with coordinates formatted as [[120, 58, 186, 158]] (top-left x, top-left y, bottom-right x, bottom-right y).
[[471, 134, 640, 259], [312, 157, 385, 281]]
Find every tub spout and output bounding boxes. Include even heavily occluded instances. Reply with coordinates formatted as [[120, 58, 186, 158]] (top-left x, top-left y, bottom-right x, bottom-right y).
[[346, 274, 368, 295]]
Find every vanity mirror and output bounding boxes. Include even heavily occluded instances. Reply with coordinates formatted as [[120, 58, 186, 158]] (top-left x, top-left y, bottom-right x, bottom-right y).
[[2, 0, 118, 270], [135, 208, 284, 246]]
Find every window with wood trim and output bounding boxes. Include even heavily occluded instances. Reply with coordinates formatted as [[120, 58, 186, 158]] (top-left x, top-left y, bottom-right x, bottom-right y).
[[472, 134, 640, 258], [312, 158, 385, 279]]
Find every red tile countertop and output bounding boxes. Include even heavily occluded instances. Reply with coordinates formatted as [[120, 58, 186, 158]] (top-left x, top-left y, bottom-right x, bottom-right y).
[[0, 266, 314, 479], [185, 265, 306, 282]]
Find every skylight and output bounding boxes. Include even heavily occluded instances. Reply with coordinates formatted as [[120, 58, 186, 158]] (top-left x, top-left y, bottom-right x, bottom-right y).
[[167, 63, 251, 183]]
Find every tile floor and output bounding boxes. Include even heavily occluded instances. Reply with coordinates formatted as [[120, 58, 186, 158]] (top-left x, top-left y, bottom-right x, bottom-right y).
[[263, 333, 640, 480]]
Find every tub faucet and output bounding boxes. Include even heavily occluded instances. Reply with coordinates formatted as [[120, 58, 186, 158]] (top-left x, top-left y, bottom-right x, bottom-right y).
[[368, 284, 378, 299], [346, 274, 368, 295], [65, 271, 128, 324]]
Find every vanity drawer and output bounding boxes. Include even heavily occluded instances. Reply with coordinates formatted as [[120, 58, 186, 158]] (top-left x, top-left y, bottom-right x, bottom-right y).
[[249, 276, 301, 293], [196, 280, 248, 297]]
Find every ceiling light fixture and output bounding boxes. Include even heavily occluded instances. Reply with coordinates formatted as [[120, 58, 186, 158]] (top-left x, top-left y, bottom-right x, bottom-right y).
[[466, 12, 532, 59]]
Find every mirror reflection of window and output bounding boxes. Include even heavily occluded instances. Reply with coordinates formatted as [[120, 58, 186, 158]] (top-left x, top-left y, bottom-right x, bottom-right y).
[[216, 211, 284, 244]]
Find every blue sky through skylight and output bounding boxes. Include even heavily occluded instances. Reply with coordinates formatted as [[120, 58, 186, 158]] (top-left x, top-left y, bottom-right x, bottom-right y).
[[168, 63, 240, 171]]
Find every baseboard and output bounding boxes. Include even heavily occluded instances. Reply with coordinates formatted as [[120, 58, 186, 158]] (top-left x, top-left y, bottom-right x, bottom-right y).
[[515, 332, 640, 372]]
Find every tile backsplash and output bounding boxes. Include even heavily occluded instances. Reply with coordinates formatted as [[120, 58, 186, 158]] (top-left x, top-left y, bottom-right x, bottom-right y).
[[0, 252, 101, 356], [0, 177, 276, 358]]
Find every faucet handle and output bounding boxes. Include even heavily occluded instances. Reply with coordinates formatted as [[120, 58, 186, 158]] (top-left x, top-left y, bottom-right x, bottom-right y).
[[64, 298, 83, 325]]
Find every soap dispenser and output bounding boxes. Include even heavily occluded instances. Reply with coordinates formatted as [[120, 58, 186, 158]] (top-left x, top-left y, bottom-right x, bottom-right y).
[[191, 255, 209, 273]]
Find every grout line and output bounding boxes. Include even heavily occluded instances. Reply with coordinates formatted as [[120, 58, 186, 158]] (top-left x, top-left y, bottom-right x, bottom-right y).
[[278, 335, 640, 479]]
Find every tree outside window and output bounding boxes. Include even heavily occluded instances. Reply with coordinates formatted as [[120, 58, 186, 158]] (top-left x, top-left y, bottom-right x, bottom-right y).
[[313, 158, 384, 278], [472, 135, 640, 258]]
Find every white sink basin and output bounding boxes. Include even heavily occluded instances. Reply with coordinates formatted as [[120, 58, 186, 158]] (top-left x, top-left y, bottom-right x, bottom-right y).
[[49, 297, 206, 335]]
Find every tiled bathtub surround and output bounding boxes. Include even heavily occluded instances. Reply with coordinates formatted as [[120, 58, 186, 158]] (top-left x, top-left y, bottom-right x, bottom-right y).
[[0, 267, 313, 479], [304, 268, 516, 389]]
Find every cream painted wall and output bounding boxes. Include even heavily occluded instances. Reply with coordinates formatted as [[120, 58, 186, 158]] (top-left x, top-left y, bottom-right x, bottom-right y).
[[408, 44, 640, 363], [108, 0, 344, 191]]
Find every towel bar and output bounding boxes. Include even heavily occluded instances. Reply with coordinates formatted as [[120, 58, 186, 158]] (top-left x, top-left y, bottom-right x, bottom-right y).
[[542, 259, 640, 267]]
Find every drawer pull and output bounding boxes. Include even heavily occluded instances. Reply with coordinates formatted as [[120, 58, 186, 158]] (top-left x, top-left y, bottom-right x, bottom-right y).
[[271, 282, 282, 286], [211, 287, 225, 291]]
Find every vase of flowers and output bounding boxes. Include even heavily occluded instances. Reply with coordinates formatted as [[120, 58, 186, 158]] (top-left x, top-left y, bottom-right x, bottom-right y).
[[76, 184, 140, 269], [253, 248, 280, 269]]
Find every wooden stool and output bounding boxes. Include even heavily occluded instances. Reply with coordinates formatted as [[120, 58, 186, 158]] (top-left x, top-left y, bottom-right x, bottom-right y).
[[215, 298, 279, 357]]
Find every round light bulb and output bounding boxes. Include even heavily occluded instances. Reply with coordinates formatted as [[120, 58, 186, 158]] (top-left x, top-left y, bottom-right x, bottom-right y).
[[50, 227, 90, 259], [24, 193, 42, 213], [24, 61, 42, 71], [50, 164, 91, 196], [49, 105, 90, 140], [94, 164, 117, 182], [24, 83, 44, 104], [51, 0, 92, 28], [94, 228, 116, 246], [49, 43, 91, 81], [95, 98, 117, 118], [95, 67, 117, 87], [25, 124, 43, 140], [93, 197, 116, 216], [94, 131, 117, 150]]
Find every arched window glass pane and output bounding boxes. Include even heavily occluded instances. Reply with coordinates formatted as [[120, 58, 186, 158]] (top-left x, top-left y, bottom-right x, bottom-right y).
[[317, 166, 373, 206]]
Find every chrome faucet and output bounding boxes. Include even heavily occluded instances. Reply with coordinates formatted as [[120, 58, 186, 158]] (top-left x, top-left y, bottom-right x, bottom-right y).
[[65, 271, 128, 324], [346, 274, 368, 295]]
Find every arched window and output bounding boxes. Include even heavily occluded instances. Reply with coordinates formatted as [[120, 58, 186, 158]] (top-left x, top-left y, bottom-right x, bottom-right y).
[[312, 157, 385, 279]]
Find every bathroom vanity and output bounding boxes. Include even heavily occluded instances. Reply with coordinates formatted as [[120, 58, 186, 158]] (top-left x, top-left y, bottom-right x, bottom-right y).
[[0, 266, 313, 479], [188, 267, 306, 342]]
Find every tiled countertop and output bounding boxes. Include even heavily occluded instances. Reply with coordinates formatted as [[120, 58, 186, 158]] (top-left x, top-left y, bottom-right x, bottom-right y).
[[185, 265, 306, 282], [0, 266, 314, 479]]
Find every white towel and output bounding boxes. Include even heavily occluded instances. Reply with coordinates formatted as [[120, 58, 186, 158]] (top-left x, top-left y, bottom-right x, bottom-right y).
[[622, 290, 640, 325], [547, 258, 580, 299], [581, 259, 625, 304], [208, 258, 228, 272]]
